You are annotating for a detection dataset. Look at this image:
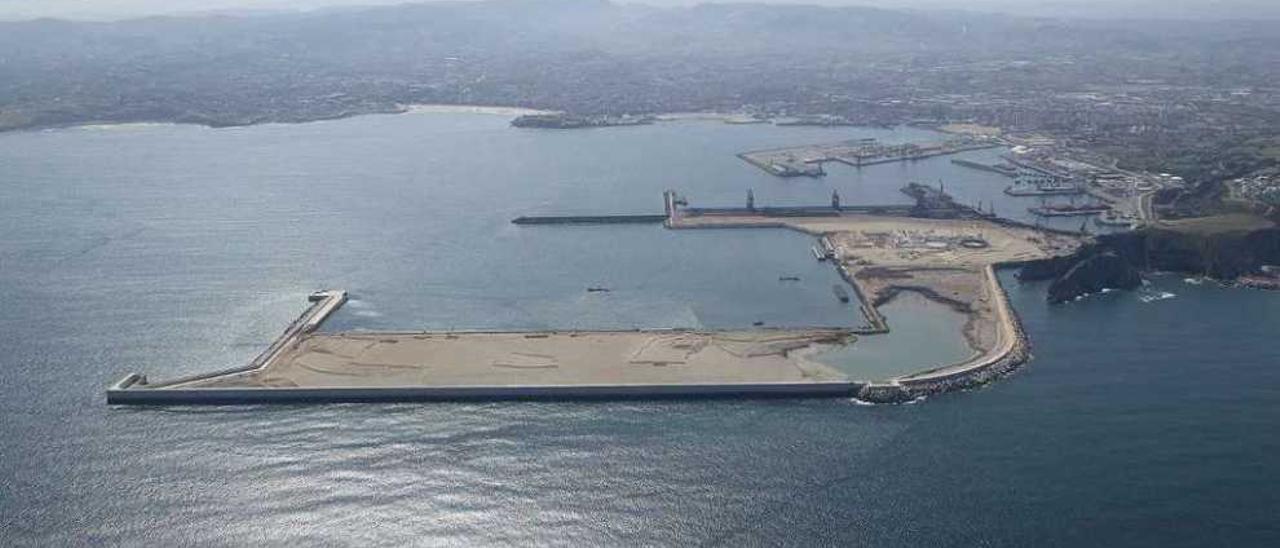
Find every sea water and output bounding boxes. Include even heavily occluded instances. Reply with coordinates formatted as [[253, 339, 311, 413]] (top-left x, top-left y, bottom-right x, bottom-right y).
[[1, 112, 1277, 545]]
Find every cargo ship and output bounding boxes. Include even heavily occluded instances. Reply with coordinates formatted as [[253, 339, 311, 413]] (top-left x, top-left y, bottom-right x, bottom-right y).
[[1028, 202, 1111, 217], [1004, 179, 1084, 196], [1094, 209, 1138, 228]]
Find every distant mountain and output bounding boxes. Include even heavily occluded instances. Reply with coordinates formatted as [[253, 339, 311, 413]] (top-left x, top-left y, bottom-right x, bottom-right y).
[[0, 0, 1275, 131]]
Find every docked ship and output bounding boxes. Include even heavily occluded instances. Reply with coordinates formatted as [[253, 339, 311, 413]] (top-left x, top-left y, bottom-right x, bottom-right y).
[[1094, 209, 1138, 228], [1002, 155, 1085, 196], [950, 158, 1017, 177], [1028, 201, 1111, 217], [833, 284, 851, 303], [1004, 178, 1085, 196]]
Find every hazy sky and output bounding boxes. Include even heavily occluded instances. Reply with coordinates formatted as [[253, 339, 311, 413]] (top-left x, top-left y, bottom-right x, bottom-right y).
[[0, 0, 1275, 21]]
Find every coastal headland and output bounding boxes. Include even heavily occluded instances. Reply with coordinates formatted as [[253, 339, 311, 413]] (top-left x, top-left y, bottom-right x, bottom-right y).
[[109, 189, 1082, 405]]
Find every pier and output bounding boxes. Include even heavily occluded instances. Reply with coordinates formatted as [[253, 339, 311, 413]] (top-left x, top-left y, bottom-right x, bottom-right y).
[[740, 138, 1001, 178]]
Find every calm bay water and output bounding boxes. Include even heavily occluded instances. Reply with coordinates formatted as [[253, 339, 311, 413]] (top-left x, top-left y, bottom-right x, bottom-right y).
[[1, 113, 1277, 546]]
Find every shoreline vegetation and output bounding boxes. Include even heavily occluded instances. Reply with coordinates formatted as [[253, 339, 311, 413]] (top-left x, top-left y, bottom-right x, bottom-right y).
[[12, 103, 558, 134], [8, 105, 781, 135]]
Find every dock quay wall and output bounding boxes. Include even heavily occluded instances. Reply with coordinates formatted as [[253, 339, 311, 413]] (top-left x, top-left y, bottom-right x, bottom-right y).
[[987, 214, 1091, 238], [682, 205, 916, 217], [741, 142, 1001, 177], [108, 381, 865, 405], [951, 158, 1015, 177], [828, 143, 1002, 168], [836, 264, 890, 335]]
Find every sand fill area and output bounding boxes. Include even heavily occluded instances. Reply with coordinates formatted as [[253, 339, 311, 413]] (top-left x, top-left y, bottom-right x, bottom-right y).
[[184, 330, 855, 389]]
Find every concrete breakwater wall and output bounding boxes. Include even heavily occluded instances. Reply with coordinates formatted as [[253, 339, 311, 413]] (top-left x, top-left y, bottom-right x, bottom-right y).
[[106, 381, 866, 405], [854, 266, 1031, 404], [108, 290, 347, 400]]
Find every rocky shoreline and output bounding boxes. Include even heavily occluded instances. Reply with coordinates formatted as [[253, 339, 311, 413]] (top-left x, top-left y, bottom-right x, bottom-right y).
[[1020, 221, 1280, 303], [855, 311, 1031, 404]]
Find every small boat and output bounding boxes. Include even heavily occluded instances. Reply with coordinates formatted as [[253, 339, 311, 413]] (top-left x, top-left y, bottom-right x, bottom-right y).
[[586, 287, 611, 293], [779, 276, 801, 282], [812, 246, 827, 261], [833, 284, 850, 303], [752, 321, 765, 326]]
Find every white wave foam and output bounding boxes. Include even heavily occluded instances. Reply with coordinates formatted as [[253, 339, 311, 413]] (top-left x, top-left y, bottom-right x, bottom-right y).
[[1138, 291, 1176, 303], [849, 394, 927, 406]]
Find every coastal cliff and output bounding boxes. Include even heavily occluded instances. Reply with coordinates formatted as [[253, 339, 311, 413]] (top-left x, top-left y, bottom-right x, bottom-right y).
[[1021, 217, 1280, 302], [1046, 252, 1143, 304]]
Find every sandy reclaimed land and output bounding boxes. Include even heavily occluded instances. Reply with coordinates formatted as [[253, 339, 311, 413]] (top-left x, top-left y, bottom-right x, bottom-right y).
[[670, 211, 1080, 382], [181, 329, 854, 389], [854, 266, 997, 352], [673, 213, 1077, 266]]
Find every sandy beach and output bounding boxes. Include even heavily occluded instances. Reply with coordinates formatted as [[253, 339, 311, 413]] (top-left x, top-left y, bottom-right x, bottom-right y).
[[399, 104, 557, 117]]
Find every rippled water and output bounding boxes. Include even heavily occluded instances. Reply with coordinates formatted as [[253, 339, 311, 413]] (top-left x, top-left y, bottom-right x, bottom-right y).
[[2, 113, 1278, 545]]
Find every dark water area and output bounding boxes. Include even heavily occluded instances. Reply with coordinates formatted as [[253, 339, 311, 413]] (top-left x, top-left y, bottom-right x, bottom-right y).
[[1, 114, 1278, 545]]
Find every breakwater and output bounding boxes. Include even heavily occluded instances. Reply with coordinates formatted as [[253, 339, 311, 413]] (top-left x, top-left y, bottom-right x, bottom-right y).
[[106, 379, 867, 405], [855, 265, 1031, 403], [108, 290, 347, 401], [108, 288, 872, 406], [951, 158, 1016, 177], [512, 215, 668, 225]]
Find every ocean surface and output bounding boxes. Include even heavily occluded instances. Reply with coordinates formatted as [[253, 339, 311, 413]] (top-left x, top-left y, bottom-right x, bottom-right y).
[[1, 112, 1277, 546]]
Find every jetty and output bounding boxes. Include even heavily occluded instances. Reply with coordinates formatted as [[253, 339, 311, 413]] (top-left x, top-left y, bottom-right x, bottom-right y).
[[951, 158, 1016, 177], [740, 137, 1001, 178], [511, 214, 667, 225]]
